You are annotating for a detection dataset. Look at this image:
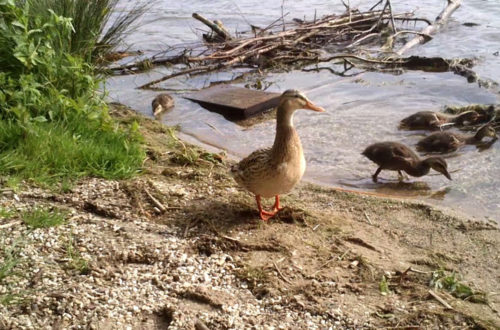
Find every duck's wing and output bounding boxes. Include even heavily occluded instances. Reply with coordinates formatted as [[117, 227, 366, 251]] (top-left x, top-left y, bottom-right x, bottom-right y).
[[231, 148, 272, 184], [390, 143, 419, 162]]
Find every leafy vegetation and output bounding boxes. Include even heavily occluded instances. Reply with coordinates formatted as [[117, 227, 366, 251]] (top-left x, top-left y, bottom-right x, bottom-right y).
[[21, 207, 66, 229], [430, 269, 486, 303], [0, 0, 145, 186], [25, 0, 149, 62], [0, 234, 26, 306]]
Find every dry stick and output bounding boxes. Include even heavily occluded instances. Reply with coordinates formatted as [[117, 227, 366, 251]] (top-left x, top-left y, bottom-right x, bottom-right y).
[[396, 0, 461, 55], [144, 188, 167, 213], [192, 13, 233, 40], [138, 64, 221, 89], [386, 0, 397, 33], [273, 261, 293, 284], [428, 290, 454, 310], [0, 220, 22, 229]]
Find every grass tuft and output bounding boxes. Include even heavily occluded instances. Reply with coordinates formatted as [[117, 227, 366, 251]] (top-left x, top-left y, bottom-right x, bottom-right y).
[[22, 207, 66, 229], [64, 234, 90, 275]]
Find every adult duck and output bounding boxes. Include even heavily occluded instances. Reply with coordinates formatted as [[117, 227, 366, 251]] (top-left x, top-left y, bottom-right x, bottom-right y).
[[362, 142, 452, 183], [416, 124, 497, 153], [399, 110, 479, 130], [152, 93, 174, 116], [231, 89, 325, 221]]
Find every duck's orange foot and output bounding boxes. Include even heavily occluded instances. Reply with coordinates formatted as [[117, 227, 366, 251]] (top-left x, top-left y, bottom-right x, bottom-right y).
[[259, 209, 278, 221], [272, 195, 284, 213], [255, 195, 280, 222]]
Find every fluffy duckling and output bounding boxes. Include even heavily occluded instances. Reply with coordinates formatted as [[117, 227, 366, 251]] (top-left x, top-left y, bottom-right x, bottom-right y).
[[416, 124, 497, 153], [152, 93, 174, 116], [231, 89, 325, 221], [399, 111, 479, 130], [362, 142, 452, 183]]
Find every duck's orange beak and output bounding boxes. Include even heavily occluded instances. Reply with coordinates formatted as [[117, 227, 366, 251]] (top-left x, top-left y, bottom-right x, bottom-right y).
[[304, 100, 325, 112]]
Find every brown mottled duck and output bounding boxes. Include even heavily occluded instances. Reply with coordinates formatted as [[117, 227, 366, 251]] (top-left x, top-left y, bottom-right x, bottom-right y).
[[362, 142, 452, 183], [231, 89, 325, 221], [152, 93, 174, 116], [416, 124, 498, 153], [399, 110, 480, 130]]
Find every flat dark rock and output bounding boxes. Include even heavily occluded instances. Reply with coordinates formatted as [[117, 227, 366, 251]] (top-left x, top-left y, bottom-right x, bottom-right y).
[[185, 85, 280, 120]]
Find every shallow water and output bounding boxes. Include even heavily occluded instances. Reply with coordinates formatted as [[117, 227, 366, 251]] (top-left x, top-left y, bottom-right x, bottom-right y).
[[107, 0, 500, 222]]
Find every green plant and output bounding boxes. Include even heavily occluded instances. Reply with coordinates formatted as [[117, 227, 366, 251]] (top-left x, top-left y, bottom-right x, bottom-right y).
[[21, 207, 66, 228], [0, 1, 106, 123], [0, 207, 16, 219], [0, 234, 29, 306], [26, 0, 150, 62], [379, 275, 391, 296], [64, 234, 90, 275], [430, 269, 486, 302]]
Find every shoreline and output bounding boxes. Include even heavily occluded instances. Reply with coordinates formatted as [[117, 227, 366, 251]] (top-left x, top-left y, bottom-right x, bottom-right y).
[[1, 103, 499, 329]]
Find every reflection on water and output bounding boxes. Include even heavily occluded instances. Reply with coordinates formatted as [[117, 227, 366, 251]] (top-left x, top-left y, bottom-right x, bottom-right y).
[[108, 0, 500, 222]]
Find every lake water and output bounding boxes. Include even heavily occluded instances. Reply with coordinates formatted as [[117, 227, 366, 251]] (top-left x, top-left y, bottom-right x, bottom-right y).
[[106, 0, 500, 223]]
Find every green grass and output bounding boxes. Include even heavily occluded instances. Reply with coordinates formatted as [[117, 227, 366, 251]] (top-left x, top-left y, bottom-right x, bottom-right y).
[[21, 207, 66, 229], [0, 234, 25, 306], [64, 234, 90, 275], [0, 1, 145, 186], [0, 207, 16, 219], [0, 118, 144, 186], [26, 0, 150, 62]]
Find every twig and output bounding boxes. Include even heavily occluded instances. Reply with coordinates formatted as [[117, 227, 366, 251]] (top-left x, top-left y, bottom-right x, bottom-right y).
[[281, 0, 286, 32], [192, 13, 233, 40], [338, 248, 351, 261], [0, 220, 22, 229], [397, 0, 461, 55], [144, 188, 167, 213], [428, 289, 454, 310], [386, 0, 397, 33], [273, 260, 292, 284], [363, 211, 373, 225]]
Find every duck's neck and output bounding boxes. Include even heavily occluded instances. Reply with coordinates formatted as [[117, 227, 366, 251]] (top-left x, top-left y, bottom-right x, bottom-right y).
[[404, 159, 431, 177], [271, 106, 302, 162]]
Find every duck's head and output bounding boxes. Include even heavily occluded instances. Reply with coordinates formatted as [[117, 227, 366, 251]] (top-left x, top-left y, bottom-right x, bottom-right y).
[[475, 124, 497, 140], [279, 89, 325, 113], [424, 156, 452, 180]]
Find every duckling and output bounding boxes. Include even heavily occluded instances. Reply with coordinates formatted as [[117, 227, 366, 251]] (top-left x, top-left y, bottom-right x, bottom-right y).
[[362, 142, 452, 183], [152, 93, 174, 116], [231, 89, 325, 221], [416, 124, 497, 153], [399, 111, 480, 130]]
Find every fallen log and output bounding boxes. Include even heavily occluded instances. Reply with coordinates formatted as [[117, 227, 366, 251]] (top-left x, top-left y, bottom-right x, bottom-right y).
[[396, 0, 461, 55]]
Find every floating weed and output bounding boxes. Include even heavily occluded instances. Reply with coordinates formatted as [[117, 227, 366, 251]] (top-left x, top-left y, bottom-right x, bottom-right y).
[[22, 207, 67, 229]]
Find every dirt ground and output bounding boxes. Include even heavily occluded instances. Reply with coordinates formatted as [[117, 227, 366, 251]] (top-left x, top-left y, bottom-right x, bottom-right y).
[[1, 104, 499, 329]]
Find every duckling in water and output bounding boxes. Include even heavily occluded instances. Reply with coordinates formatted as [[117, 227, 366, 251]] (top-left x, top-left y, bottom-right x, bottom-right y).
[[152, 93, 174, 116], [417, 124, 498, 153], [362, 142, 452, 183], [231, 89, 325, 221], [399, 110, 480, 130]]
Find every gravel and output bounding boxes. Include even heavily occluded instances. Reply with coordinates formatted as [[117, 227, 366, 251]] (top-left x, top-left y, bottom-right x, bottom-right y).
[[0, 179, 363, 329]]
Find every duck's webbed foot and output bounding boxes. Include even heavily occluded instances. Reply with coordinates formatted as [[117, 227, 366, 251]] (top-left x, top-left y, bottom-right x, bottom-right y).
[[255, 195, 278, 222], [372, 167, 382, 183], [272, 195, 283, 213]]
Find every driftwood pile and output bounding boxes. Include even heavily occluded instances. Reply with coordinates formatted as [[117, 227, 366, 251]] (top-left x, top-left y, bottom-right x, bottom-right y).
[[106, 0, 479, 90]]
